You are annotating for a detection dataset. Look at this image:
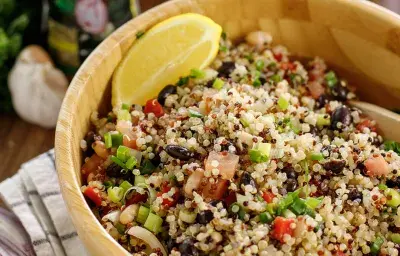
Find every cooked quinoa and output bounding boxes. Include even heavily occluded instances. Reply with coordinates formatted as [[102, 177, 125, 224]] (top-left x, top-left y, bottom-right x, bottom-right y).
[[80, 31, 400, 256]]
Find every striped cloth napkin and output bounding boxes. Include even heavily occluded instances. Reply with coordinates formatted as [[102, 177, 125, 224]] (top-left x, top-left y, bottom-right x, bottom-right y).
[[0, 150, 88, 256]]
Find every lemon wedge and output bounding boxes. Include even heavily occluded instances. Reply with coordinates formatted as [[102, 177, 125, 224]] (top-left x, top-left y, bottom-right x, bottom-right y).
[[112, 13, 222, 106]]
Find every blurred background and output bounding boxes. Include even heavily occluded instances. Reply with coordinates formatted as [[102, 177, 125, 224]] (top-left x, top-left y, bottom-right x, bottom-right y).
[[0, 0, 398, 181]]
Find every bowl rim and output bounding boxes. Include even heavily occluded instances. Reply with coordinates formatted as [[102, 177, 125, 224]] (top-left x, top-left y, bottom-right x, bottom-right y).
[[55, 0, 400, 255]]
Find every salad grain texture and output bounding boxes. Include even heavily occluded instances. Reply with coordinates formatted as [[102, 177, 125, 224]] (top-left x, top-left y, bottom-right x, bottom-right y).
[[80, 31, 400, 256]]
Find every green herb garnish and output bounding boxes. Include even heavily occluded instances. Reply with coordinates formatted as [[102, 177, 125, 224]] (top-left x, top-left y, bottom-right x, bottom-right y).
[[324, 71, 338, 88]]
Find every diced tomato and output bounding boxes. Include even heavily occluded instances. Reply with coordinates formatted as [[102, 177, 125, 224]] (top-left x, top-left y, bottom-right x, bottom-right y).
[[272, 217, 295, 243], [307, 81, 325, 99], [262, 191, 275, 203], [281, 62, 296, 71], [273, 53, 283, 62], [144, 99, 164, 118], [126, 192, 148, 206], [356, 119, 377, 133], [200, 179, 229, 201], [205, 151, 239, 180], [364, 154, 389, 177], [83, 187, 102, 206], [157, 182, 179, 208], [82, 154, 104, 181], [336, 251, 346, 256], [123, 134, 138, 149]]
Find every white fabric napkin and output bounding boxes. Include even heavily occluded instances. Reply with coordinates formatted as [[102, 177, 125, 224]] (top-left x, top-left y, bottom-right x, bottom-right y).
[[0, 150, 88, 256]]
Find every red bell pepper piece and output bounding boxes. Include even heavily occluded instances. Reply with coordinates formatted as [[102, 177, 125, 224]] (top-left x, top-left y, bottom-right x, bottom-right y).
[[157, 182, 179, 208], [144, 99, 164, 118], [262, 191, 275, 203], [272, 217, 294, 243], [83, 187, 102, 206]]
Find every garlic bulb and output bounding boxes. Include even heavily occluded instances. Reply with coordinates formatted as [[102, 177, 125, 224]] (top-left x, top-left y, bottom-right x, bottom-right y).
[[8, 45, 68, 128]]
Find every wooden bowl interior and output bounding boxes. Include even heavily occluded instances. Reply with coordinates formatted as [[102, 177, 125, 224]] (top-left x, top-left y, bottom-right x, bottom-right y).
[[55, 0, 400, 255]]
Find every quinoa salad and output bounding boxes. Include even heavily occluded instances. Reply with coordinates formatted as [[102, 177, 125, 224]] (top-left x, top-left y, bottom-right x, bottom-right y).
[[80, 31, 400, 256]]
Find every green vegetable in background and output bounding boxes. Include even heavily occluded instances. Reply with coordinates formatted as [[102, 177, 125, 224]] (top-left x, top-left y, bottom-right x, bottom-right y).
[[384, 140, 400, 154], [0, 0, 31, 113]]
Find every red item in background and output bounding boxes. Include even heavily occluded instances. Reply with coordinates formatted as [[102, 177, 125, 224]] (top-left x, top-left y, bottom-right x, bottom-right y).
[[144, 99, 164, 117], [83, 187, 102, 206], [272, 217, 295, 242]]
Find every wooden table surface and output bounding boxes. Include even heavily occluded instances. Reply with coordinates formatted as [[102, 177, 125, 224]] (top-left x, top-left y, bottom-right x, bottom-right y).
[[0, 0, 164, 183]]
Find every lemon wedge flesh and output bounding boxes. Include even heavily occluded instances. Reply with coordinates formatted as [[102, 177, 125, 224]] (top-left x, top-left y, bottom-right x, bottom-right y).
[[112, 13, 222, 106]]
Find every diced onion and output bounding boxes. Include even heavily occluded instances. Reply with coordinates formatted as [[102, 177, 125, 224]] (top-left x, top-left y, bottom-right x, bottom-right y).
[[101, 210, 121, 225], [127, 226, 167, 256]]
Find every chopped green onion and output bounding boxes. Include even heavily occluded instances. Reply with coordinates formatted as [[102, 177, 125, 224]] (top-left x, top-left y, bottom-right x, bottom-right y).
[[378, 184, 388, 190], [190, 68, 205, 79], [384, 140, 400, 154], [310, 153, 324, 161], [136, 31, 145, 39], [213, 78, 224, 90], [115, 222, 126, 234], [277, 96, 289, 111], [259, 212, 273, 224], [176, 76, 189, 86], [117, 146, 131, 162], [179, 209, 197, 224], [120, 181, 133, 192], [103, 180, 114, 189], [107, 187, 124, 203], [122, 103, 130, 110], [276, 189, 301, 216], [111, 156, 126, 169], [289, 197, 308, 216], [305, 197, 323, 210], [219, 45, 228, 52], [134, 175, 146, 186], [255, 60, 264, 71], [390, 233, 400, 244], [267, 62, 277, 70], [110, 133, 123, 148], [324, 71, 338, 88], [126, 156, 137, 170], [385, 188, 400, 207], [240, 117, 250, 128], [269, 74, 282, 84], [230, 204, 240, 213], [282, 209, 296, 219], [117, 109, 131, 121], [104, 132, 112, 148], [188, 109, 203, 118], [144, 212, 163, 233], [316, 114, 331, 127], [370, 235, 384, 255], [249, 143, 271, 163], [266, 203, 276, 215], [253, 78, 262, 87], [137, 205, 150, 224], [140, 159, 156, 175]]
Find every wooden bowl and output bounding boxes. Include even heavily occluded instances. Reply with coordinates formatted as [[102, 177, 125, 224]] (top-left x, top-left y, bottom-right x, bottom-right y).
[[55, 0, 400, 255]]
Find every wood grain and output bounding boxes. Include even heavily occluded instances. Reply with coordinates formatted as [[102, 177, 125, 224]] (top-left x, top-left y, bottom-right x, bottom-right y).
[[0, 114, 54, 180], [55, 0, 400, 255]]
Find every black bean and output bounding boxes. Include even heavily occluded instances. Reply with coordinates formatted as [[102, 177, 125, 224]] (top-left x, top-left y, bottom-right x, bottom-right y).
[[196, 210, 214, 224], [83, 131, 96, 157], [323, 160, 346, 174], [348, 189, 363, 203], [165, 145, 194, 161], [106, 162, 122, 177], [157, 84, 176, 105], [285, 178, 298, 192], [387, 177, 400, 188], [240, 172, 257, 189], [331, 106, 352, 130], [217, 61, 236, 78], [357, 162, 368, 177], [331, 85, 349, 102], [316, 94, 328, 109], [166, 237, 177, 251], [179, 238, 199, 256], [281, 166, 297, 179]]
